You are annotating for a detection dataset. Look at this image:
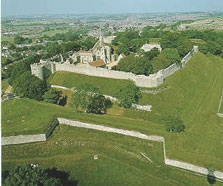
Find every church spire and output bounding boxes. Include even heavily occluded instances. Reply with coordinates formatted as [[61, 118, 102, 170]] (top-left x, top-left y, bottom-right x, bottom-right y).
[[99, 25, 103, 47]]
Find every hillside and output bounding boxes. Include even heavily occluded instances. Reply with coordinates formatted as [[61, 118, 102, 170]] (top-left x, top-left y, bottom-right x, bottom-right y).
[[2, 52, 223, 184], [135, 52, 223, 169], [48, 71, 134, 97], [47, 52, 223, 170]]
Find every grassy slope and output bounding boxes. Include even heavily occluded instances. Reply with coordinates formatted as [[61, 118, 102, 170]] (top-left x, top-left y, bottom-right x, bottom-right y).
[[48, 71, 134, 97], [2, 125, 217, 186], [2, 52, 223, 182], [2, 98, 164, 137], [47, 52, 223, 170], [135, 53, 223, 170]]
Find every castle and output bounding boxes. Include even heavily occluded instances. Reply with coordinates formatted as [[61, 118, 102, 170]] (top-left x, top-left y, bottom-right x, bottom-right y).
[[68, 28, 112, 65]]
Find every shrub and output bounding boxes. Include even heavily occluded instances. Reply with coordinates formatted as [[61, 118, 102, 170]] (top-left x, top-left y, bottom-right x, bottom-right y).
[[116, 84, 141, 108], [43, 88, 62, 104], [163, 115, 185, 133]]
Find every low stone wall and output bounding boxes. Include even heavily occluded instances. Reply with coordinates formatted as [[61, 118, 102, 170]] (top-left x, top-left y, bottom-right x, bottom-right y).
[[58, 118, 163, 141], [217, 90, 223, 117], [2, 134, 46, 145], [58, 118, 223, 180], [165, 159, 223, 180], [2, 119, 58, 145]]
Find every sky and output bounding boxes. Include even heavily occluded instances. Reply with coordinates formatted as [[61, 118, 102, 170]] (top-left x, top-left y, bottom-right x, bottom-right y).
[[2, 0, 223, 17]]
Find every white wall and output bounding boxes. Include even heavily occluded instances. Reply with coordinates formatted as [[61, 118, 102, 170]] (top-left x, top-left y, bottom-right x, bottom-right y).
[[54, 46, 198, 88]]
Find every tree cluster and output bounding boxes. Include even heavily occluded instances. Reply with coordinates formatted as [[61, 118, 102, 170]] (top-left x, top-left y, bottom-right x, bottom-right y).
[[112, 54, 153, 76], [160, 32, 193, 57], [163, 115, 185, 133], [2, 164, 77, 186], [14, 35, 32, 45], [115, 84, 141, 108], [70, 84, 110, 114]]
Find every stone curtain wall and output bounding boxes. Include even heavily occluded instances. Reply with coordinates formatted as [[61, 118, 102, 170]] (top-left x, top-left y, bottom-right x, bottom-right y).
[[54, 46, 198, 88], [31, 46, 198, 87], [158, 63, 180, 79], [2, 119, 59, 145], [55, 63, 163, 88], [58, 118, 223, 181]]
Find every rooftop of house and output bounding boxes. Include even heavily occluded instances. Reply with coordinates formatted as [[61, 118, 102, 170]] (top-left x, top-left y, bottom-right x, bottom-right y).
[[89, 59, 106, 67]]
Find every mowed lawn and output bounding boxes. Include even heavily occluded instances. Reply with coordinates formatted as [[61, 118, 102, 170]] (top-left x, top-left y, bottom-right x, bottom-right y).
[[2, 125, 217, 186], [134, 53, 223, 170], [48, 71, 134, 97], [2, 98, 164, 137], [47, 52, 223, 170], [2, 52, 223, 183]]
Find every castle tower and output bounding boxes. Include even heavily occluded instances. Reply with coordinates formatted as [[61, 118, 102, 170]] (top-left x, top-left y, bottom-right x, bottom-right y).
[[30, 64, 44, 80]]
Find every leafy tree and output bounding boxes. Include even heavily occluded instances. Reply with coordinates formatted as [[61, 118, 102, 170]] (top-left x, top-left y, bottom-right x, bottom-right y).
[[152, 55, 172, 73], [81, 36, 98, 50], [1, 57, 13, 67], [70, 83, 100, 112], [116, 84, 141, 108], [43, 88, 62, 104], [3, 164, 62, 186], [176, 38, 193, 57], [198, 43, 208, 54], [87, 94, 107, 114], [132, 57, 153, 76], [159, 48, 181, 64], [113, 55, 153, 76], [117, 44, 130, 56], [14, 35, 25, 44], [46, 42, 62, 58], [12, 72, 48, 101], [160, 32, 180, 49], [8, 62, 30, 85], [206, 41, 222, 55], [163, 115, 185, 133], [128, 39, 144, 53], [144, 48, 160, 60]]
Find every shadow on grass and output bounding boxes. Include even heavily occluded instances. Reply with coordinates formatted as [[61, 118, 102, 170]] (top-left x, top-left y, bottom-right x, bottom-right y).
[[207, 169, 216, 185], [46, 167, 78, 186], [59, 95, 67, 106]]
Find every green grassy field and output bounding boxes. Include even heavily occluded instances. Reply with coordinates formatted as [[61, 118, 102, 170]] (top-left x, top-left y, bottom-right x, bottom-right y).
[[2, 125, 218, 186], [47, 52, 223, 170], [2, 52, 223, 184], [2, 98, 164, 137], [48, 72, 134, 97], [135, 53, 223, 170]]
